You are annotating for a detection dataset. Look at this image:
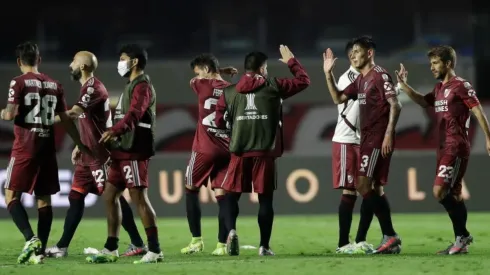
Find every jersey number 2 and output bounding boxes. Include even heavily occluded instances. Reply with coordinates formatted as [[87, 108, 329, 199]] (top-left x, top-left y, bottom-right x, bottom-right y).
[[24, 93, 57, 126], [202, 98, 218, 128]]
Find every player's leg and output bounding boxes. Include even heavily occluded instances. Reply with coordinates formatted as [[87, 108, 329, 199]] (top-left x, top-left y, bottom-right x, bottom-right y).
[[332, 142, 358, 253], [221, 155, 248, 256], [4, 157, 43, 264], [357, 148, 400, 254], [252, 157, 276, 256], [210, 156, 231, 256], [123, 160, 163, 264], [119, 195, 147, 256], [434, 156, 472, 255], [181, 151, 213, 254], [46, 165, 90, 258], [86, 161, 124, 263]]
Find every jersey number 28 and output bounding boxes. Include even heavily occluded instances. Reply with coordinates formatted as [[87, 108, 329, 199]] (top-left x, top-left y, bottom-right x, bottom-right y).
[[202, 98, 218, 128], [24, 93, 57, 126]]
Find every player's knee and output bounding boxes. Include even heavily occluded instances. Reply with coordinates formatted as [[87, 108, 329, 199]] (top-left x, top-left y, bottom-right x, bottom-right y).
[[355, 177, 371, 195], [35, 195, 51, 209], [432, 185, 446, 200], [4, 189, 20, 205], [185, 185, 199, 192], [214, 188, 225, 197], [342, 189, 357, 196]]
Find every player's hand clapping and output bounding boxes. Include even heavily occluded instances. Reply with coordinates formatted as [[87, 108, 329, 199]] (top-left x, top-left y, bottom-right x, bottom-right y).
[[323, 48, 337, 74], [279, 45, 294, 64]]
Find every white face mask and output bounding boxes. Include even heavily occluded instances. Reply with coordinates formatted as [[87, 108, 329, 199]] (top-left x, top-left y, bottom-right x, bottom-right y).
[[117, 60, 130, 77]]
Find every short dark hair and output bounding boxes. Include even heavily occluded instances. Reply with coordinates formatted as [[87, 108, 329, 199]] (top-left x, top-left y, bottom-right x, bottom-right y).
[[16, 41, 39, 66], [244, 52, 268, 72], [427, 45, 457, 68], [119, 44, 148, 70], [190, 54, 220, 73], [344, 39, 355, 54], [352, 35, 376, 51]]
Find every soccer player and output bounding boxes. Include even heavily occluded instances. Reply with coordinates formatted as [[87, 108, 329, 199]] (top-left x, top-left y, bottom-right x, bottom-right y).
[[181, 54, 237, 256], [45, 51, 147, 258], [215, 45, 310, 256], [87, 44, 163, 264], [1, 41, 91, 264], [395, 45, 490, 254], [329, 41, 375, 254], [324, 36, 402, 254]]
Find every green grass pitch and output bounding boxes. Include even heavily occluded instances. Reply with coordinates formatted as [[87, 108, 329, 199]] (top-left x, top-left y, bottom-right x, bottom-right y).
[[0, 213, 488, 274]]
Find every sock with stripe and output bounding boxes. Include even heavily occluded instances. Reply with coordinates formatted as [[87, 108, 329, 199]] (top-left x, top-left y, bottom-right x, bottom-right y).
[[120, 195, 144, 247], [338, 194, 357, 247], [355, 198, 374, 243], [57, 191, 85, 248], [185, 189, 201, 238], [8, 200, 35, 241], [37, 205, 53, 254], [216, 195, 227, 244]]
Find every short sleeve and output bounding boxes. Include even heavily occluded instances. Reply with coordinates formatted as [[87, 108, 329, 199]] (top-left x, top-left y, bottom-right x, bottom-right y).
[[75, 85, 105, 111], [55, 84, 68, 113], [457, 81, 480, 109], [7, 79, 23, 104], [376, 73, 396, 100]]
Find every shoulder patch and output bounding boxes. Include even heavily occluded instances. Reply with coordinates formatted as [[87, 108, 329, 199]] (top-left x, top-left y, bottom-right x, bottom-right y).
[[87, 77, 95, 87], [87, 87, 94, 94], [463, 81, 472, 89], [9, 80, 15, 87]]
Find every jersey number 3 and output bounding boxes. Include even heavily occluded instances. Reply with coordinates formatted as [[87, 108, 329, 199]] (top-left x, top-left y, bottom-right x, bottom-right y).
[[202, 98, 218, 128], [24, 93, 57, 126]]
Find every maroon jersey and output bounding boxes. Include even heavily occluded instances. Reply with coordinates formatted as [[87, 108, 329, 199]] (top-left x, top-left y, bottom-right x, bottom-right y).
[[8, 72, 67, 157], [423, 76, 479, 157], [75, 77, 112, 165], [343, 65, 397, 138], [190, 78, 230, 156]]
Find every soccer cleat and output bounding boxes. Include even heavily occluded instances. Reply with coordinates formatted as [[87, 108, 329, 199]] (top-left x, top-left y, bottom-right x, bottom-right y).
[[226, 230, 240, 256], [133, 251, 164, 264], [353, 241, 375, 254], [336, 243, 356, 254], [17, 236, 42, 264], [122, 244, 148, 257], [211, 243, 227, 256], [86, 248, 119, 263], [27, 254, 44, 265], [180, 237, 204, 254], [373, 235, 402, 254], [448, 235, 473, 255], [259, 246, 275, 256], [45, 245, 68, 258]]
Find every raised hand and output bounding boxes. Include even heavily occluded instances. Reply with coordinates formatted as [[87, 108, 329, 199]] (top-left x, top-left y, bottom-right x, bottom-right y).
[[323, 48, 337, 74], [395, 63, 408, 84], [220, 67, 238, 76], [279, 45, 294, 64]]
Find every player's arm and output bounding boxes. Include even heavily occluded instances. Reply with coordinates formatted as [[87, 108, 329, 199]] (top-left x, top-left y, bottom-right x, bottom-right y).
[[214, 93, 227, 129], [325, 72, 357, 104], [111, 83, 151, 136], [471, 105, 490, 139], [0, 104, 19, 121], [385, 96, 402, 136], [54, 105, 84, 123], [460, 84, 490, 144], [1, 79, 23, 121], [275, 58, 311, 100], [395, 64, 433, 108]]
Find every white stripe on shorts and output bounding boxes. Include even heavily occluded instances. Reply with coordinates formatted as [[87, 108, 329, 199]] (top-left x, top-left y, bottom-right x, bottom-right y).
[[366, 148, 380, 178], [450, 157, 462, 189], [4, 157, 15, 189], [339, 144, 347, 187], [131, 160, 141, 186], [186, 152, 197, 186]]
